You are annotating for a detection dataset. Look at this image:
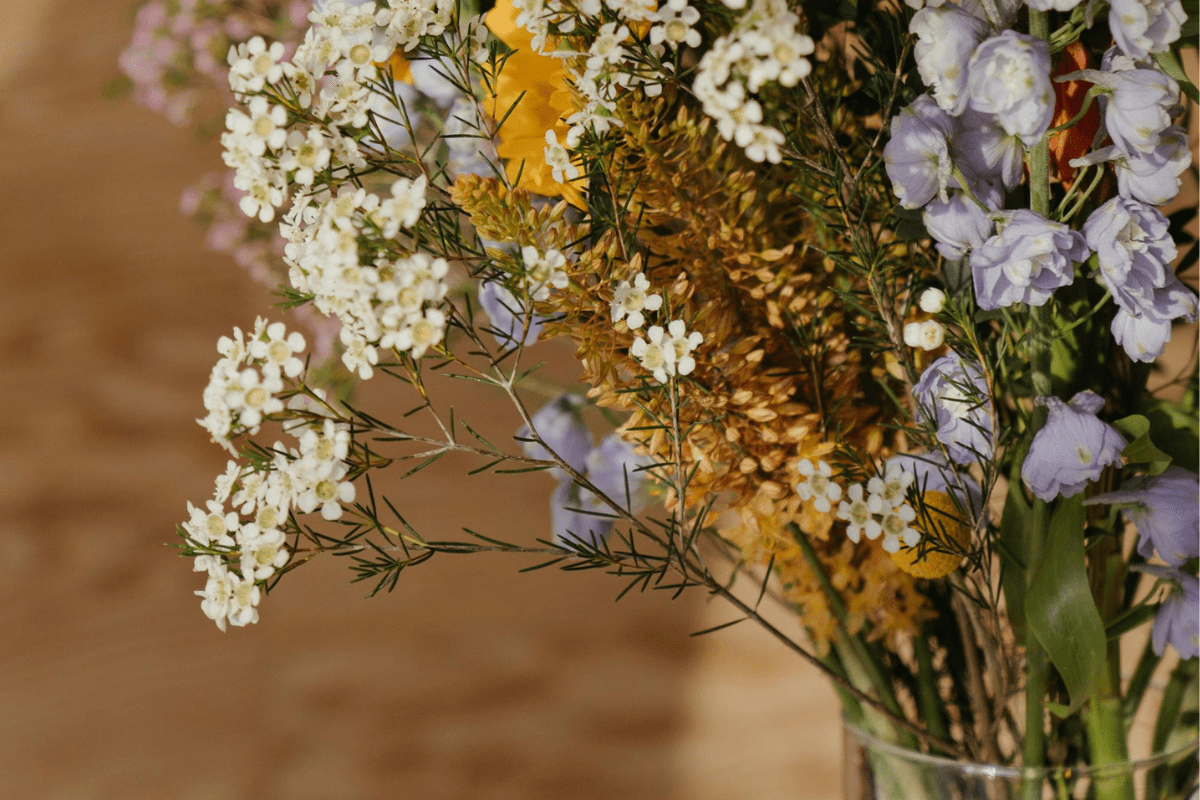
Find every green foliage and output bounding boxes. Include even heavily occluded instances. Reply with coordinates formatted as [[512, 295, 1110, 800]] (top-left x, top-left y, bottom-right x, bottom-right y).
[[1112, 414, 1174, 475], [1025, 496, 1107, 714], [1139, 395, 1200, 473]]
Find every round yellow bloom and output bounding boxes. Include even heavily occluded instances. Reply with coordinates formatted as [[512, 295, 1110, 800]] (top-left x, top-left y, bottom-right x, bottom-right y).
[[484, 0, 585, 206], [890, 491, 970, 579]]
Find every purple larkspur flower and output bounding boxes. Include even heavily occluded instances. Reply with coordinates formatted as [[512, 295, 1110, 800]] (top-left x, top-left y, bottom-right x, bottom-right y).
[[480, 279, 546, 347], [586, 433, 655, 514], [884, 95, 955, 209], [1115, 126, 1192, 205], [551, 433, 655, 547], [1083, 196, 1198, 360], [1022, 391, 1126, 502], [966, 31, 1055, 146], [550, 479, 611, 547], [1071, 64, 1182, 158], [910, 4, 987, 116], [1152, 571, 1199, 659], [923, 184, 1001, 260], [1110, 0, 1187, 60], [1111, 307, 1174, 362], [1026, 0, 1083, 9], [1087, 466, 1200, 567], [951, 108, 1026, 192], [913, 353, 993, 466], [1085, 197, 1175, 307], [970, 210, 1089, 310], [518, 394, 593, 480]]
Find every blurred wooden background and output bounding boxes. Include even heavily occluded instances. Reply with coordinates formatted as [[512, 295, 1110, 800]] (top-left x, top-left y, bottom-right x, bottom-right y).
[[0, 1, 843, 798]]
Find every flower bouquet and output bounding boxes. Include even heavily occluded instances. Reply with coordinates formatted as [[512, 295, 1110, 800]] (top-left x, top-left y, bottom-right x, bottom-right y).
[[129, 0, 1200, 794]]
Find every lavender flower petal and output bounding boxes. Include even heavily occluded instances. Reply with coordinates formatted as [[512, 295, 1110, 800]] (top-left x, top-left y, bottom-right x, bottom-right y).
[[518, 394, 593, 480], [884, 95, 955, 209], [970, 210, 1089, 310], [966, 31, 1054, 147], [1022, 391, 1126, 502], [1152, 571, 1199, 659], [1087, 466, 1200, 567], [912, 353, 993, 466]]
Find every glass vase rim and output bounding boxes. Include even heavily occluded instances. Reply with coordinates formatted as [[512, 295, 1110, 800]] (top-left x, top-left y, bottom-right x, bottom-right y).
[[843, 717, 1200, 781]]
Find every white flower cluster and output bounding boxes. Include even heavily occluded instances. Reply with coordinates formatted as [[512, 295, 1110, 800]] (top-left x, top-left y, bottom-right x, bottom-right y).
[[521, 245, 570, 301], [796, 459, 923, 554], [692, 0, 814, 164], [632, 320, 703, 383], [221, 0, 457, 224], [610, 272, 663, 330], [282, 177, 447, 379], [184, 413, 358, 632], [199, 318, 307, 450]]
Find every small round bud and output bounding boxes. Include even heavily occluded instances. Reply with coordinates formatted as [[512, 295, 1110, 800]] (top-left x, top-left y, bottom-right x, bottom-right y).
[[919, 287, 946, 313], [903, 322, 923, 348], [918, 320, 945, 351]]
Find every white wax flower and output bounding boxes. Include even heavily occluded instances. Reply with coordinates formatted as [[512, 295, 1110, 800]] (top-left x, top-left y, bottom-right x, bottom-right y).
[[919, 288, 947, 313]]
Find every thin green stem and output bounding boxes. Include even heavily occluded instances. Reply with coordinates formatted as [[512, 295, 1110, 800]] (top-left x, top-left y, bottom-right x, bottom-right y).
[[913, 634, 952, 751], [1023, 12, 1052, 797]]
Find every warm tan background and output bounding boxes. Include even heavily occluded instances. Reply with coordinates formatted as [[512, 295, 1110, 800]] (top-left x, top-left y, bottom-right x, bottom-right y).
[[0, 1, 842, 798]]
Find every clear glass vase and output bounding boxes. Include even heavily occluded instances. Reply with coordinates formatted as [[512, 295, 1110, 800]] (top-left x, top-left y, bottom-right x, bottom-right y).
[[842, 720, 1199, 800]]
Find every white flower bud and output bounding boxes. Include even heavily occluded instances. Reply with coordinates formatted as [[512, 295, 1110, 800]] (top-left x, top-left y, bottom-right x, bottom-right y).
[[903, 322, 924, 348], [918, 320, 945, 351], [919, 287, 946, 313]]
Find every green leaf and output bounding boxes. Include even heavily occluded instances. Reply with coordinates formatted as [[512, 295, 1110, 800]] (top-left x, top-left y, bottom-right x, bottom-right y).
[[1105, 602, 1160, 640], [1153, 49, 1199, 103], [1025, 496, 1107, 714], [1112, 414, 1173, 475], [1140, 397, 1199, 473], [1046, 701, 1071, 719], [999, 477, 1032, 646]]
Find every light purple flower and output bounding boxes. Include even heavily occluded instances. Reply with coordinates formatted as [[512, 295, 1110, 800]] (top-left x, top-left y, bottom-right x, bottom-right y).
[[551, 433, 655, 547], [884, 95, 955, 209], [1026, 0, 1083, 9], [951, 108, 1026, 192], [480, 279, 546, 347], [1115, 126, 1192, 205], [910, 5, 987, 116], [1110, 308, 1174, 362], [967, 31, 1054, 146], [970, 210, 1089, 310], [1110, 0, 1187, 60], [912, 353, 993, 466], [923, 189, 999, 260], [885, 451, 984, 520], [1085, 197, 1175, 309], [1152, 571, 1198, 659], [1083, 196, 1198, 360], [1087, 466, 1200, 567], [1073, 65, 1182, 158], [1022, 391, 1126, 502], [550, 479, 612, 547], [518, 394, 592, 479], [586, 433, 655, 514]]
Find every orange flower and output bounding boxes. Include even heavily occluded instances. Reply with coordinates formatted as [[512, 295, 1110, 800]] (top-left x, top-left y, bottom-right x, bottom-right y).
[[483, 0, 585, 206]]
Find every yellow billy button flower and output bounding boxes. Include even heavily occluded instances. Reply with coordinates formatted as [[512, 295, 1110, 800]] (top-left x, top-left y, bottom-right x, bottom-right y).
[[483, 0, 585, 206], [890, 490, 971, 579]]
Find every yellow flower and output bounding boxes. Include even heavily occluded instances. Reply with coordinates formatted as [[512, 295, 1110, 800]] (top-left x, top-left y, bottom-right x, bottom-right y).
[[484, 0, 585, 206], [890, 491, 970, 579]]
